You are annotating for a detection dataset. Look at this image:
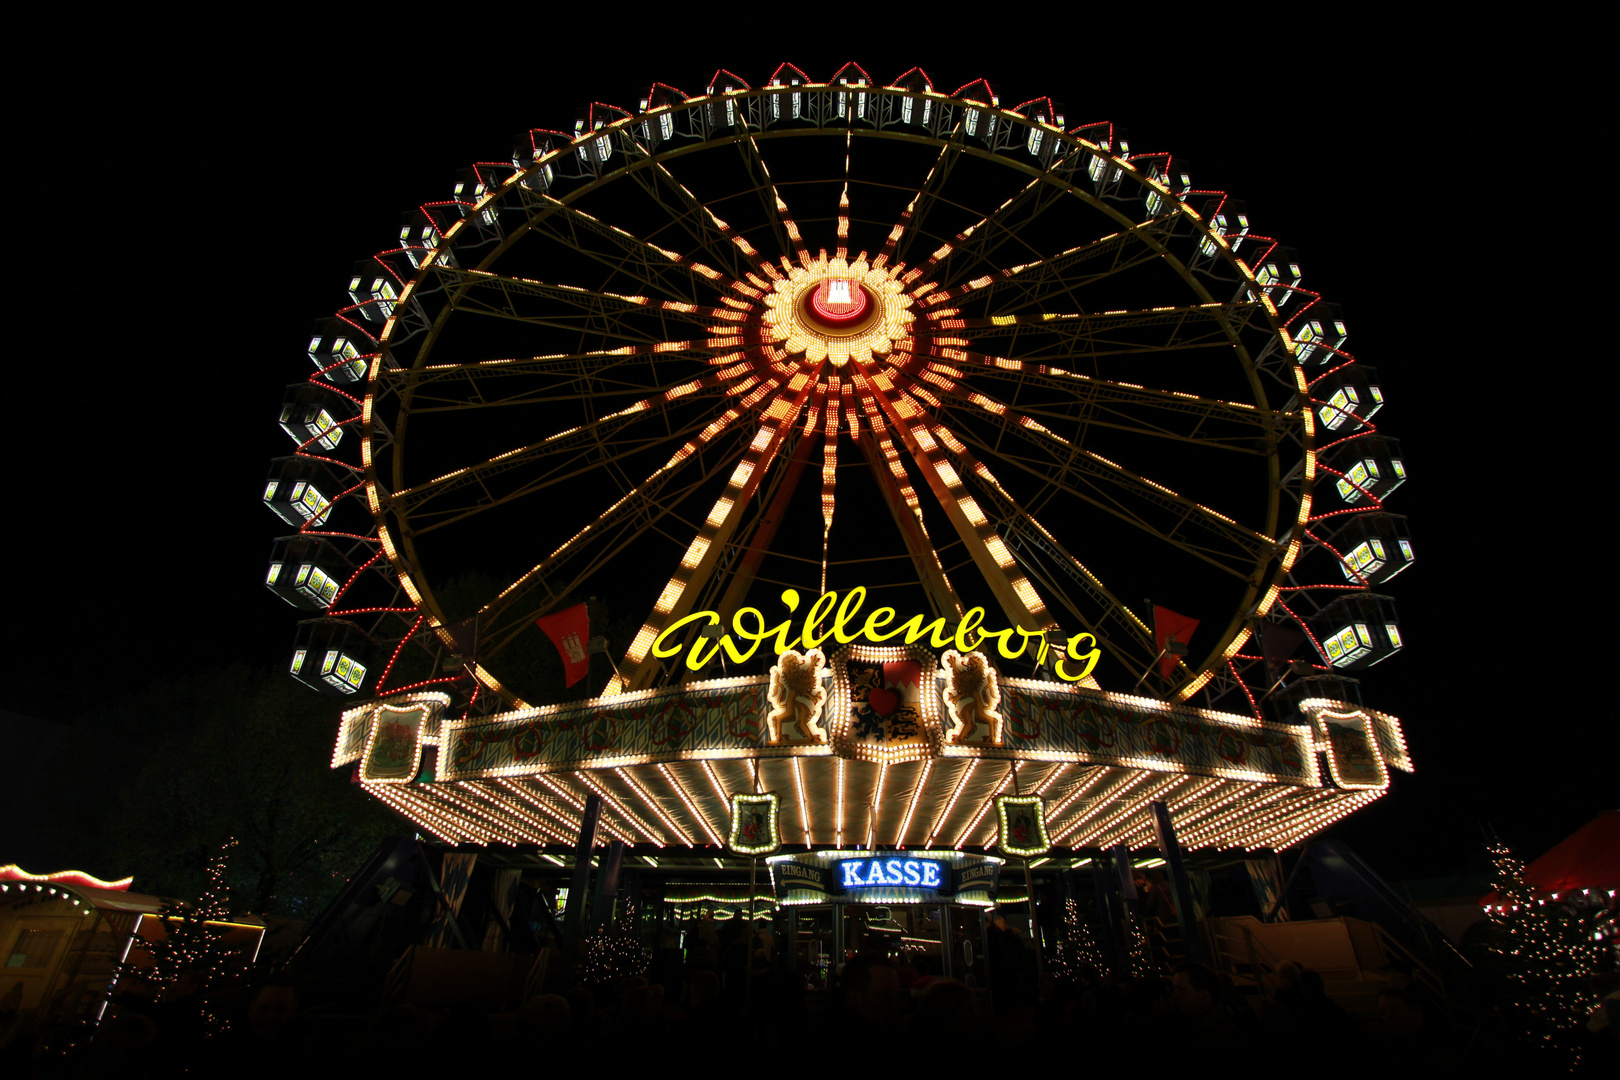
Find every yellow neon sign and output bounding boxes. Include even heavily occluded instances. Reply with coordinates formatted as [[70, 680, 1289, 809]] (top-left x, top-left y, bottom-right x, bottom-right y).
[[651, 588, 1100, 682]]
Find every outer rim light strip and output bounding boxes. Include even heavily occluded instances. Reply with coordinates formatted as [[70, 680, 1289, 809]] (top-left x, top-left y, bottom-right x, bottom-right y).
[[894, 758, 933, 849], [955, 764, 1017, 849], [1071, 774, 1176, 848], [1046, 767, 1109, 831], [1055, 772, 1146, 844], [369, 784, 458, 844], [1179, 782, 1274, 845], [575, 771, 666, 848], [498, 779, 584, 836], [441, 782, 540, 844], [1228, 790, 1329, 851], [1181, 791, 1272, 849], [1244, 789, 1334, 849], [388, 784, 498, 844], [459, 780, 571, 844], [534, 774, 628, 846], [618, 767, 695, 846], [1115, 776, 1222, 848], [867, 763, 889, 850], [1084, 775, 1188, 850], [1169, 782, 1248, 843], [700, 760, 731, 808], [379, 783, 493, 844], [790, 757, 813, 846], [836, 759, 846, 848], [658, 764, 723, 847], [926, 760, 978, 847], [1182, 786, 1288, 848]]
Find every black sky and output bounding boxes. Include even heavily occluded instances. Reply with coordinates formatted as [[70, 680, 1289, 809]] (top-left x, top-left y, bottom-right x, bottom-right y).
[[10, 15, 1608, 879]]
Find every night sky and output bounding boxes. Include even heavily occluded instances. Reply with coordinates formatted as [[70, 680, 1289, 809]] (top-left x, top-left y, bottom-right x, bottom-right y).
[[12, 18, 1602, 881]]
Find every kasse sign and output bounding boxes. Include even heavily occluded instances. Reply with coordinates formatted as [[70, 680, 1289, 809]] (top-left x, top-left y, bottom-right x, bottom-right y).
[[837, 857, 946, 890]]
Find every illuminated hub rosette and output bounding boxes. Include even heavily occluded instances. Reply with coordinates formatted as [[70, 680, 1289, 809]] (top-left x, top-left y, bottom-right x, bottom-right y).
[[756, 254, 914, 367], [261, 65, 1417, 857]]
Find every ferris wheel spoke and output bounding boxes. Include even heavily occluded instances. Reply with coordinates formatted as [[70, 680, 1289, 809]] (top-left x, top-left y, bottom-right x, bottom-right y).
[[845, 374, 963, 617], [624, 160, 750, 280], [475, 416, 762, 656], [400, 408, 732, 538], [963, 355, 1282, 430], [923, 361, 1280, 454], [887, 121, 969, 267], [431, 265, 715, 343], [930, 220, 1175, 316], [945, 416, 1272, 579], [933, 143, 1090, 289], [946, 300, 1264, 352], [522, 195, 723, 303], [852, 369, 1056, 633], [396, 346, 719, 411], [852, 429, 963, 620], [614, 377, 817, 692], [922, 418, 1158, 670], [697, 426, 816, 623], [734, 129, 798, 261], [938, 388, 1276, 566], [390, 381, 732, 523]]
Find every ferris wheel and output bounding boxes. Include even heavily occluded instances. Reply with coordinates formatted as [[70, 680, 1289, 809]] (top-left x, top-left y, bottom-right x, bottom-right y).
[[264, 65, 1414, 851]]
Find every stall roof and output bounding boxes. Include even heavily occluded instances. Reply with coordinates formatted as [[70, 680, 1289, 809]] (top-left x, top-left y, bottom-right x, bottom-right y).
[[1480, 810, 1620, 905]]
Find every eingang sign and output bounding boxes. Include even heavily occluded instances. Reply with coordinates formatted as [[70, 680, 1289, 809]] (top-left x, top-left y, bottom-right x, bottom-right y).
[[652, 587, 1100, 681]]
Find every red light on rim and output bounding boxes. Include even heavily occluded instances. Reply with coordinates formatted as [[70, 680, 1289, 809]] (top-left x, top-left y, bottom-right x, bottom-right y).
[[810, 279, 869, 328]]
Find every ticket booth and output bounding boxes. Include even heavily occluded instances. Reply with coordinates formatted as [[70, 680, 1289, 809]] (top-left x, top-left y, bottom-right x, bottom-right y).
[[766, 851, 1003, 991]]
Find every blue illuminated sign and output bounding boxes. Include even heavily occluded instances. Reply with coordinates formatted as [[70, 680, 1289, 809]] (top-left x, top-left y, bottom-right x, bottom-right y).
[[836, 857, 945, 890]]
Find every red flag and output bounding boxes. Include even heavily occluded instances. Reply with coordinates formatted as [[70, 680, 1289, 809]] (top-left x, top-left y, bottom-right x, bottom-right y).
[[1153, 605, 1199, 679], [536, 603, 591, 687]]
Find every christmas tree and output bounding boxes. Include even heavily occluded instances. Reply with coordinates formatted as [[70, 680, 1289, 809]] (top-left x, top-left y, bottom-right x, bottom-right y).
[[578, 900, 650, 988], [1121, 911, 1157, 979], [117, 838, 242, 1037], [1483, 839, 1602, 1070], [1047, 898, 1105, 985]]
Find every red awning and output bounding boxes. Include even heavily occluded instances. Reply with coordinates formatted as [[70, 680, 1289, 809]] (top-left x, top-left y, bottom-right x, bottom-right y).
[[1481, 810, 1620, 906]]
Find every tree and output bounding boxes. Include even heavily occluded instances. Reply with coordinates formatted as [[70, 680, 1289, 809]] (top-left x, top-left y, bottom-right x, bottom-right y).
[[1047, 897, 1105, 985], [41, 663, 398, 916], [114, 839, 245, 1037], [1482, 839, 1604, 1070], [578, 901, 649, 988]]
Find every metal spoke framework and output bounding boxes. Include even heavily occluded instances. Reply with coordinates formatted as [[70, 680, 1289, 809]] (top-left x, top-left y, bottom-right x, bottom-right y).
[[270, 68, 1414, 857]]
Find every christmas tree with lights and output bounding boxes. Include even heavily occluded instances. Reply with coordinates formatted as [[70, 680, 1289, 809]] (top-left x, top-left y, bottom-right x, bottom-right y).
[[118, 838, 242, 1036], [578, 901, 649, 988], [1483, 839, 1601, 1070], [1047, 898, 1105, 985], [1122, 911, 1158, 979]]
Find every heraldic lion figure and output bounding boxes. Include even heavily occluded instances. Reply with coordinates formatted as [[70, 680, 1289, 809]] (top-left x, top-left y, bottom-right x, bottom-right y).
[[767, 648, 828, 743], [942, 649, 1003, 744]]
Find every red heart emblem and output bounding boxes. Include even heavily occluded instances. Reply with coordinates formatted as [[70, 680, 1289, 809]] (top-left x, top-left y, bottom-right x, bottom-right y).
[[867, 687, 900, 718]]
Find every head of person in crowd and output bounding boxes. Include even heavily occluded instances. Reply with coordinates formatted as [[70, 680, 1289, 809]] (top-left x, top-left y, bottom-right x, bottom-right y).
[[1171, 962, 1223, 1018], [843, 954, 902, 1027], [1377, 988, 1426, 1039]]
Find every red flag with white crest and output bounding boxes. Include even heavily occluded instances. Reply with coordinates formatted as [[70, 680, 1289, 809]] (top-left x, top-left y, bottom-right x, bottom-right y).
[[536, 603, 591, 687], [1153, 605, 1199, 679]]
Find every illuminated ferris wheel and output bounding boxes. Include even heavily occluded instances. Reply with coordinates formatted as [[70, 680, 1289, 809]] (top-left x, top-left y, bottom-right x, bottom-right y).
[[263, 64, 1415, 853]]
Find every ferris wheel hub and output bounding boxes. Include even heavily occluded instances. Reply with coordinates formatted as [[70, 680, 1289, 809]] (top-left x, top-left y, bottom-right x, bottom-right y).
[[759, 254, 915, 368], [808, 278, 871, 328]]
